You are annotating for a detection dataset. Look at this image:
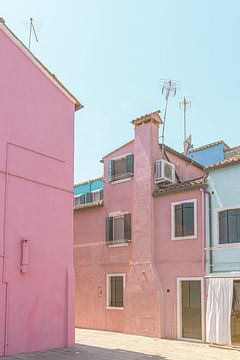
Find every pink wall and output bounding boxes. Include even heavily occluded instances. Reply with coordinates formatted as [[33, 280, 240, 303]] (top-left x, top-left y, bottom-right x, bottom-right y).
[[74, 115, 205, 339], [0, 27, 76, 355]]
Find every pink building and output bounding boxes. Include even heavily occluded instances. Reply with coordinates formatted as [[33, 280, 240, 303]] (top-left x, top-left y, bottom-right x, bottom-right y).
[[74, 111, 207, 341], [0, 19, 81, 356]]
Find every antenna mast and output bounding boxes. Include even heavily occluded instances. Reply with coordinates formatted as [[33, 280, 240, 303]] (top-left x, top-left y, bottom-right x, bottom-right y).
[[179, 96, 192, 154], [160, 79, 180, 156], [28, 18, 38, 50]]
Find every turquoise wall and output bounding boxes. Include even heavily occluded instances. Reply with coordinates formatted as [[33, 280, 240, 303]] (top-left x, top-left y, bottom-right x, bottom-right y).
[[206, 164, 240, 273], [74, 178, 104, 196]]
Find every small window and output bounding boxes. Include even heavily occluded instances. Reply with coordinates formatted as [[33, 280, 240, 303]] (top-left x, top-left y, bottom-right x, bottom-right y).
[[172, 200, 196, 239], [85, 190, 103, 203], [74, 194, 85, 206], [219, 208, 240, 244], [92, 190, 102, 202], [106, 214, 131, 244], [107, 274, 125, 308], [108, 154, 134, 182]]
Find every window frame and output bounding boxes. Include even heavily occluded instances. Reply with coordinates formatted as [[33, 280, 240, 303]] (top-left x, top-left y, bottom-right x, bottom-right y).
[[109, 153, 134, 183], [74, 193, 85, 206], [171, 199, 197, 240], [215, 205, 240, 248], [106, 212, 131, 246], [106, 273, 125, 310], [91, 189, 102, 202]]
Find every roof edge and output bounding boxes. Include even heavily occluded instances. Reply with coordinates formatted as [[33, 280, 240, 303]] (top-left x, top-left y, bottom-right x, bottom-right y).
[[74, 176, 104, 187], [0, 18, 83, 111], [101, 139, 134, 160], [189, 140, 230, 153]]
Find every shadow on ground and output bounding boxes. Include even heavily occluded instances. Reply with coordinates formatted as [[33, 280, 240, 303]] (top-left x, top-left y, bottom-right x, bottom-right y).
[[75, 343, 167, 359], [1, 344, 167, 360]]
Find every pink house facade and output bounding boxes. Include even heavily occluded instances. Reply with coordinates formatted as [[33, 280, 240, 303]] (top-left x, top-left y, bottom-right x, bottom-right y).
[[74, 111, 207, 341], [0, 19, 81, 356]]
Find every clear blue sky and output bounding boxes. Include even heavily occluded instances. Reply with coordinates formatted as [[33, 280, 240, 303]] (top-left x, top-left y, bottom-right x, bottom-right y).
[[1, 0, 240, 182]]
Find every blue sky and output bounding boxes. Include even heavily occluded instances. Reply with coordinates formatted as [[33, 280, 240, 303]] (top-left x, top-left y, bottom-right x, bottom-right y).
[[1, 1, 240, 182]]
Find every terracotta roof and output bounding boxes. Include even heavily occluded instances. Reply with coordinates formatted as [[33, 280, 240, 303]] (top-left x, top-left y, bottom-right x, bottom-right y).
[[74, 200, 104, 211], [207, 154, 240, 170], [188, 140, 229, 153], [153, 176, 206, 197], [0, 18, 82, 111], [163, 145, 204, 170], [131, 110, 163, 126], [224, 145, 240, 153], [74, 176, 104, 187], [101, 140, 134, 161]]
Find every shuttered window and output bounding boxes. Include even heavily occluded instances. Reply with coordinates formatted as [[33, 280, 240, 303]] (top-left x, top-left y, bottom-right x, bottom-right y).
[[85, 189, 104, 203], [108, 154, 134, 181], [74, 194, 85, 206], [107, 275, 124, 308], [174, 202, 195, 238], [219, 209, 240, 244], [106, 214, 131, 244]]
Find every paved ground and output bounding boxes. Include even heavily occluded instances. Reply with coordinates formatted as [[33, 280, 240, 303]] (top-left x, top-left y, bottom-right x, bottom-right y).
[[2, 328, 240, 360]]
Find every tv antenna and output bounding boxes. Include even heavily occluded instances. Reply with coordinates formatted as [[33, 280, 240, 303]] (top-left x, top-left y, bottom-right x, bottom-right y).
[[28, 18, 39, 50], [160, 79, 180, 156], [179, 96, 192, 154]]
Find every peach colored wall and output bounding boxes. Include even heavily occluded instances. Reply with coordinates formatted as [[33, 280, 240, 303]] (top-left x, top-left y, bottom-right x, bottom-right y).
[[0, 28, 75, 355], [74, 119, 205, 339]]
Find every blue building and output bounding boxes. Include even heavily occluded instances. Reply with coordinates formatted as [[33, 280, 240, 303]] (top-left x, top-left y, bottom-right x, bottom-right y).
[[188, 140, 229, 167], [205, 154, 240, 345], [74, 177, 104, 207]]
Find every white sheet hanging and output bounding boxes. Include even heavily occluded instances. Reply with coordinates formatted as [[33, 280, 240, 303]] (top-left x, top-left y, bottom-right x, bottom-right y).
[[206, 277, 233, 345]]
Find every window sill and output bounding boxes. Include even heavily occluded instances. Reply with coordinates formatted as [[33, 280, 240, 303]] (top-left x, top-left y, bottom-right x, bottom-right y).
[[110, 177, 132, 185], [172, 235, 197, 241], [108, 242, 130, 248], [106, 306, 124, 310], [217, 243, 240, 249]]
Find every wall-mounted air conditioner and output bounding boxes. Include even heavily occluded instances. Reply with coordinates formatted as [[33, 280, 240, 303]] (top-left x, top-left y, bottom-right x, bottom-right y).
[[155, 159, 176, 184]]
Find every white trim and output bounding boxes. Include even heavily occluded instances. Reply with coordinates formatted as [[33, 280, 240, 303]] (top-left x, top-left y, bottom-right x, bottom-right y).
[[108, 242, 129, 248], [111, 153, 131, 161], [177, 277, 204, 342], [0, 21, 78, 107], [109, 211, 128, 217], [106, 273, 125, 310], [111, 177, 132, 185], [171, 199, 197, 241], [214, 204, 240, 249]]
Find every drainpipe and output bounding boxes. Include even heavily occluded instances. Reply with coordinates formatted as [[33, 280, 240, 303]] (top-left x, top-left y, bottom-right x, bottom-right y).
[[204, 190, 213, 274]]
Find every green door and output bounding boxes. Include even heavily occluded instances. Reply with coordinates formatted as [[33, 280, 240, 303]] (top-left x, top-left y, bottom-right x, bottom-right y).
[[181, 280, 202, 340]]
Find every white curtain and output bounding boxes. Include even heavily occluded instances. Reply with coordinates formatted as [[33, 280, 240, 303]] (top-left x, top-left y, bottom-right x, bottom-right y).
[[206, 278, 233, 345]]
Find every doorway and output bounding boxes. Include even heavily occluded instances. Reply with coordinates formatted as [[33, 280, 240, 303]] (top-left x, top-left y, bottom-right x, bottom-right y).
[[231, 280, 240, 344], [178, 278, 203, 340]]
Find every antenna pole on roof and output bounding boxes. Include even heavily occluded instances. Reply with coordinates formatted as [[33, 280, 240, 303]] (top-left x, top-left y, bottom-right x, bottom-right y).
[[160, 79, 180, 157], [179, 96, 192, 155], [28, 18, 38, 50]]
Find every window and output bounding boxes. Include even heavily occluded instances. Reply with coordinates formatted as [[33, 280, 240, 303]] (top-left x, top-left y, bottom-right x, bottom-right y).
[[85, 189, 103, 203], [108, 154, 134, 182], [107, 274, 125, 308], [219, 208, 240, 244], [74, 194, 85, 206], [172, 200, 197, 239], [106, 214, 131, 244]]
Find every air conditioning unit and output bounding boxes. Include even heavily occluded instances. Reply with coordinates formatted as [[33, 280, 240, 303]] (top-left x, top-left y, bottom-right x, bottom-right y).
[[155, 159, 176, 184]]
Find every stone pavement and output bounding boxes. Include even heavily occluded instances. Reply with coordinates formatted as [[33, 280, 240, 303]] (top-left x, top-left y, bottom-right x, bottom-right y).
[[2, 328, 240, 360]]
